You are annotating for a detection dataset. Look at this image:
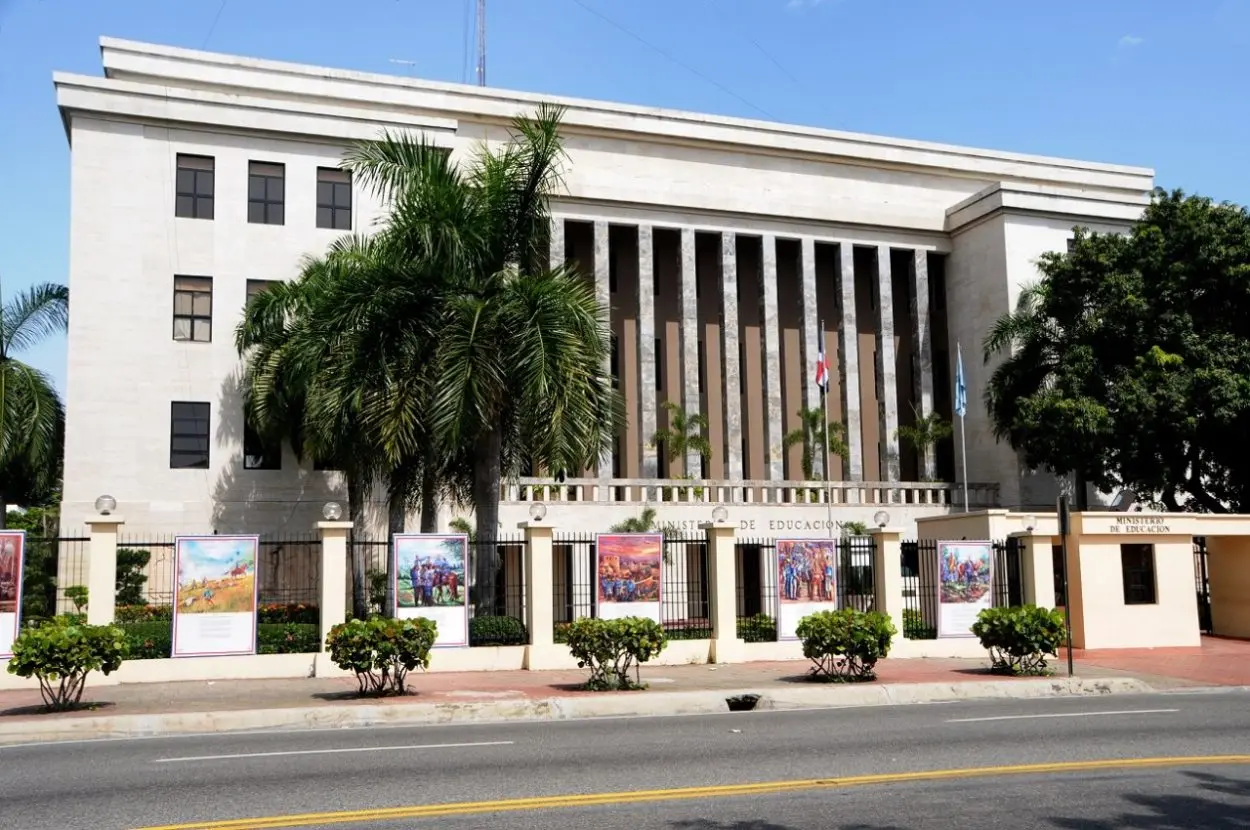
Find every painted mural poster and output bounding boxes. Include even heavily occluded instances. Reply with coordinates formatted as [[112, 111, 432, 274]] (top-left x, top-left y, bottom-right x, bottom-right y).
[[394, 534, 469, 647], [0, 531, 25, 658], [595, 533, 663, 623], [776, 538, 839, 640], [172, 535, 259, 657], [937, 540, 994, 638]]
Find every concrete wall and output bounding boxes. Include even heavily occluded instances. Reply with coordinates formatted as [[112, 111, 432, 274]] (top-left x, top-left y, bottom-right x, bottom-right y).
[[1208, 536, 1250, 639]]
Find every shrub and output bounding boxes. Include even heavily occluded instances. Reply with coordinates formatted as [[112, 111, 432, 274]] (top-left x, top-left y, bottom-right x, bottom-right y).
[[553, 622, 572, 644], [971, 605, 1066, 676], [114, 604, 172, 623], [565, 616, 667, 691], [7, 616, 128, 711], [468, 615, 528, 647], [119, 621, 172, 659], [326, 617, 437, 696], [114, 548, 151, 606], [258, 623, 320, 655], [258, 603, 319, 625], [737, 613, 777, 643], [64, 586, 89, 614], [795, 608, 896, 682], [902, 608, 936, 639]]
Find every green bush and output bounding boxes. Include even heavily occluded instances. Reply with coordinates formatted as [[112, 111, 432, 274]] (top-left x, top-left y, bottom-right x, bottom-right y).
[[565, 616, 667, 691], [64, 586, 89, 614], [114, 548, 151, 606], [258, 603, 319, 625], [119, 621, 172, 659], [6, 616, 128, 711], [326, 616, 437, 696], [468, 615, 528, 647], [553, 622, 571, 644], [114, 604, 172, 623], [971, 605, 1066, 676], [737, 613, 776, 643], [258, 623, 320, 655], [902, 608, 936, 640], [795, 608, 897, 682]]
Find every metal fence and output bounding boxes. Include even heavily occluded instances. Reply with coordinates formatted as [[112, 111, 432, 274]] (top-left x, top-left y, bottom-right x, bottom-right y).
[[9, 534, 91, 619], [901, 538, 1024, 640], [1195, 537, 1211, 634], [550, 533, 710, 639], [734, 537, 879, 643]]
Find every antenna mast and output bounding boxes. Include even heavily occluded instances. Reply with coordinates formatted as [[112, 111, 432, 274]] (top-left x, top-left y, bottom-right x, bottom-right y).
[[475, 0, 486, 86]]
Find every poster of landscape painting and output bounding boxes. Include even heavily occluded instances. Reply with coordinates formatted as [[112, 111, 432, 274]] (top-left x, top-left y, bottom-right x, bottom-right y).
[[596, 533, 663, 623], [394, 534, 469, 647], [0, 531, 25, 658], [937, 540, 994, 638], [172, 535, 259, 657], [776, 538, 839, 640]]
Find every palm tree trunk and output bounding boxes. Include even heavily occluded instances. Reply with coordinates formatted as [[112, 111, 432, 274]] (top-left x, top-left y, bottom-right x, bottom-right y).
[[473, 425, 503, 614], [419, 467, 439, 533], [346, 474, 368, 620], [385, 490, 405, 618]]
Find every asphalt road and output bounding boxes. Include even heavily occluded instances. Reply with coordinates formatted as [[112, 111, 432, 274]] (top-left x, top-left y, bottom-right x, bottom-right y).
[[1, 689, 1248, 829]]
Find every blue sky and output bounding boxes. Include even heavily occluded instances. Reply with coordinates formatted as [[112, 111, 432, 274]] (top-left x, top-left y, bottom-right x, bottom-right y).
[[3, 0, 1249, 393], [178, 537, 253, 583]]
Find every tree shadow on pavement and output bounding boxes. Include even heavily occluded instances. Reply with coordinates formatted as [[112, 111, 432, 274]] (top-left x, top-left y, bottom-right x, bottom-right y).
[[668, 821, 907, 830], [1050, 770, 1250, 829]]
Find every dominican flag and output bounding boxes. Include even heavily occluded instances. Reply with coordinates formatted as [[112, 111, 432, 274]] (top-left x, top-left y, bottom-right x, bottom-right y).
[[954, 342, 968, 418], [814, 349, 830, 390]]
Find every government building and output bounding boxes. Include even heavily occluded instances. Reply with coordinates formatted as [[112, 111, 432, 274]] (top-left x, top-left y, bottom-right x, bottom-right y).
[[53, 38, 1155, 537]]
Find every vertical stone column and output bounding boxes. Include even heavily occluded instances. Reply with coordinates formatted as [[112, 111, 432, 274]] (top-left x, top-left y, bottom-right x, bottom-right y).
[[720, 232, 743, 482], [316, 521, 352, 651], [521, 521, 560, 669], [760, 234, 784, 481], [595, 220, 613, 498], [911, 249, 936, 480], [799, 237, 823, 478], [869, 527, 905, 637], [637, 225, 659, 480], [838, 243, 864, 481], [549, 215, 565, 271], [85, 516, 124, 625], [703, 521, 743, 663], [1018, 531, 1057, 608], [680, 227, 702, 478], [875, 245, 901, 482]]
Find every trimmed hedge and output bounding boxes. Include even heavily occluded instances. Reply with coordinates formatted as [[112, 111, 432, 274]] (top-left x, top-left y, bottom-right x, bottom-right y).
[[113, 603, 319, 625], [117, 622, 320, 659], [468, 615, 528, 647]]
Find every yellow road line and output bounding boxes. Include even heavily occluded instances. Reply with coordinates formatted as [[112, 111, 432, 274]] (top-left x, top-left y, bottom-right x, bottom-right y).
[[135, 754, 1250, 830]]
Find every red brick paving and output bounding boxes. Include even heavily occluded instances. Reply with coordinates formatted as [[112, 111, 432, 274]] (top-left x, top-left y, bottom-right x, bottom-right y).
[[1069, 635, 1250, 688]]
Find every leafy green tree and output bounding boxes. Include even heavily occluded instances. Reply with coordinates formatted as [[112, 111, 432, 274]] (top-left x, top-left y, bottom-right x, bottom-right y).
[[895, 406, 952, 481], [782, 406, 849, 480], [651, 401, 711, 478], [0, 283, 67, 526], [339, 104, 619, 604], [610, 507, 659, 533], [984, 189, 1250, 512]]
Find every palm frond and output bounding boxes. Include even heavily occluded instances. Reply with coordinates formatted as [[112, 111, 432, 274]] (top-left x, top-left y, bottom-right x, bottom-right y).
[[1, 282, 68, 358]]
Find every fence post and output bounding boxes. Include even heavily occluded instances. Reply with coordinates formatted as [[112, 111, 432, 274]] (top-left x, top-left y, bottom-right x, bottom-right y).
[[85, 516, 124, 625], [869, 527, 905, 637], [316, 520, 353, 652], [1017, 531, 1056, 608], [702, 521, 742, 663], [521, 520, 559, 670]]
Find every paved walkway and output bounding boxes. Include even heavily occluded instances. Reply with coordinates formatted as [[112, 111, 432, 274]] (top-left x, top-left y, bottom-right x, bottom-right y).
[[1, 636, 1244, 723]]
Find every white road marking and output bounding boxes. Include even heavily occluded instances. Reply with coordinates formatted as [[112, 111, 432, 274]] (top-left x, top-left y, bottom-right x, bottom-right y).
[[946, 708, 1179, 724], [152, 740, 514, 763]]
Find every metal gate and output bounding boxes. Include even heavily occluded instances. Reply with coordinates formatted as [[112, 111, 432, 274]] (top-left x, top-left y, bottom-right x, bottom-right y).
[[1194, 537, 1212, 634], [992, 538, 1024, 607]]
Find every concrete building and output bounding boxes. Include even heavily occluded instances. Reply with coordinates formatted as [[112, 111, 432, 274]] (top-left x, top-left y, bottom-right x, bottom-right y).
[[53, 37, 1155, 536]]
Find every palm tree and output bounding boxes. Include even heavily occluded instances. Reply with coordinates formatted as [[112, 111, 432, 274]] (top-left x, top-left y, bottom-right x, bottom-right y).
[[895, 405, 952, 481], [781, 406, 849, 480], [651, 401, 711, 478], [610, 507, 659, 533], [0, 283, 68, 528], [341, 104, 620, 605]]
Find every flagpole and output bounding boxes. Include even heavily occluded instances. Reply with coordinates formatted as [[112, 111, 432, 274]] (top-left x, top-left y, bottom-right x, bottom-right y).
[[820, 320, 833, 538], [955, 341, 970, 513], [959, 410, 969, 513]]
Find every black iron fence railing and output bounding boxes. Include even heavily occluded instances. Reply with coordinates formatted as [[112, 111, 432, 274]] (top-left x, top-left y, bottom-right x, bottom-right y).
[[661, 535, 709, 639], [552, 533, 595, 640], [10, 535, 90, 620], [902, 538, 1024, 640]]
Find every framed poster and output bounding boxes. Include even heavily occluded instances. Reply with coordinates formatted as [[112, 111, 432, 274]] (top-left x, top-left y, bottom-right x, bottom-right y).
[[937, 540, 994, 638], [0, 531, 25, 658], [776, 538, 839, 640], [172, 535, 260, 657], [595, 533, 663, 623], [394, 534, 469, 647]]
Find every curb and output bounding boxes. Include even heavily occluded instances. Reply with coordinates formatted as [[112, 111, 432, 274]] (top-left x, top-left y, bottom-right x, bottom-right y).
[[0, 677, 1156, 746]]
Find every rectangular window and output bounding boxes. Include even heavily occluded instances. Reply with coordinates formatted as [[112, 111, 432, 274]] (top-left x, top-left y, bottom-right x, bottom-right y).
[[1066, 237, 1076, 254], [247, 161, 285, 225], [655, 338, 663, 390], [246, 279, 276, 302], [175, 154, 215, 220], [173, 276, 213, 343], [316, 168, 353, 230], [1121, 544, 1157, 605], [314, 459, 339, 472], [170, 402, 210, 469], [243, 415, 281, 471]]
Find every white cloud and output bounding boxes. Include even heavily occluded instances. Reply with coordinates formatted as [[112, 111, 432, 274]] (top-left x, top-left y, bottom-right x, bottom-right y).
[[1119, 34, 1145, 47]]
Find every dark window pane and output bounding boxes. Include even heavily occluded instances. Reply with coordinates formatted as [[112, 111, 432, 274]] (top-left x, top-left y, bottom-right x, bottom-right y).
[[175, 195, 193, 218], [197, 171, 214, 197], [192, 319, 211, 342], [176, 169, 195, 194], [248, 176, 265, 201], [197, 198, 214, 219], [333, 183, 351, 208], [316, 181, 332, 205], [248, 201, 265, 223], [333, 209, 352, 230], [316, 206, 332, 229], [270, 203, 284, 226], [268, 177, 284, 201]]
